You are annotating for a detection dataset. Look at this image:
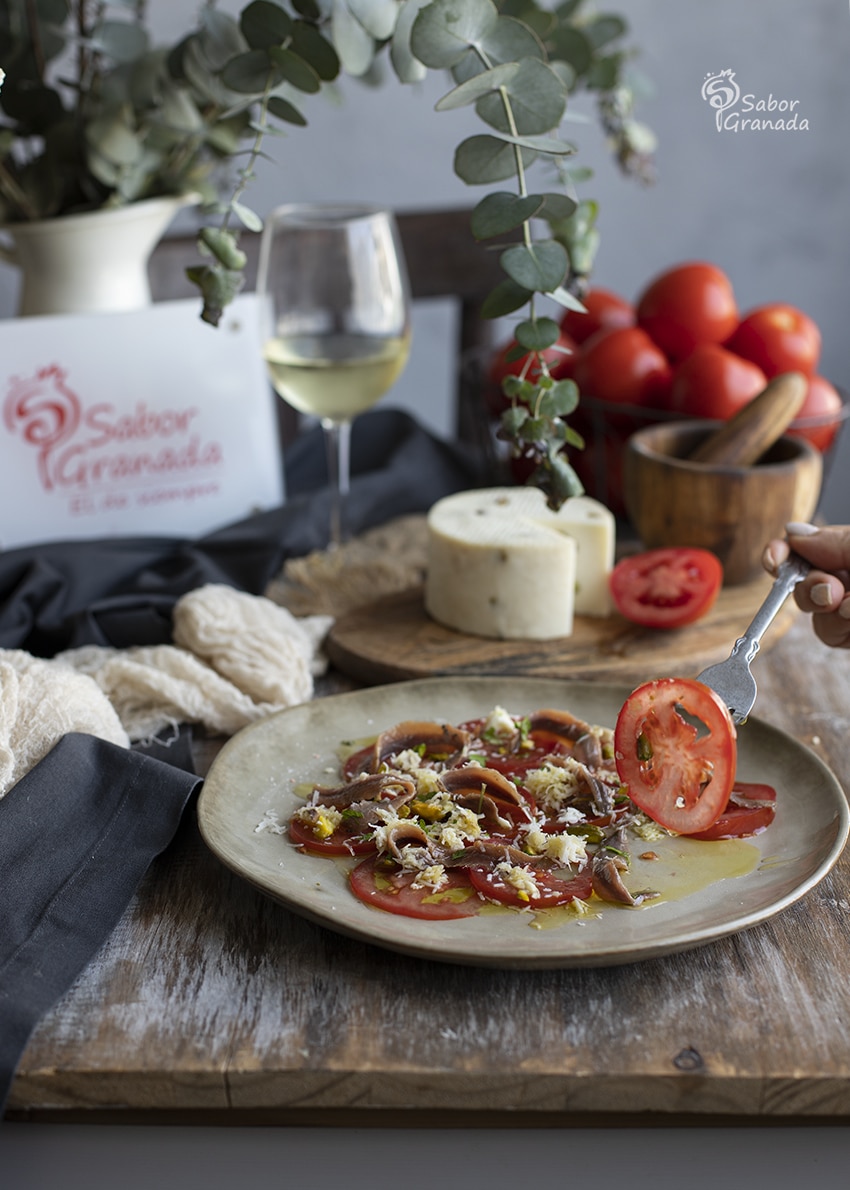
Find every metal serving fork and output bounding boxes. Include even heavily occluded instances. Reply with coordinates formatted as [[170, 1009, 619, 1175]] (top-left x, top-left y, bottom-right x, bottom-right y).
[[697, 551, 811, 724]]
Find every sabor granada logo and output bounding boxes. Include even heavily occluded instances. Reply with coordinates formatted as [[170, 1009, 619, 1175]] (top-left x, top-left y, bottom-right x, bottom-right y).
[[701, 68, 809, 132], [3, 364, 223, 494]]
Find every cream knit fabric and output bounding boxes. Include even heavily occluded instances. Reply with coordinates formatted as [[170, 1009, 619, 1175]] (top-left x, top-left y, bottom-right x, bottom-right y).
[[0, 584, 333, 792], [0, 651, 129, 798]]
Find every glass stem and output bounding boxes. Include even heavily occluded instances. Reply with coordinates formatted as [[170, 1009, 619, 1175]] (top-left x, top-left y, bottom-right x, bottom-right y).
[[322, 417, 351, 548]]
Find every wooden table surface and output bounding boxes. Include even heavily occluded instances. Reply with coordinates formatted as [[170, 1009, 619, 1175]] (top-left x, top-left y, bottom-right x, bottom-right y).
[[7, 612, 850, 1126]]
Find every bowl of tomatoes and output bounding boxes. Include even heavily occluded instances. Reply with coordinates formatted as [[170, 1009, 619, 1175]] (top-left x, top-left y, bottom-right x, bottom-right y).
[[485, 263, 847, 518]]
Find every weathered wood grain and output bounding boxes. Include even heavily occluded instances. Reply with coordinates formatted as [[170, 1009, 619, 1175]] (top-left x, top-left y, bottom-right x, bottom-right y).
[[7, 616, 850, 1124], [325, 579, 798, 687]]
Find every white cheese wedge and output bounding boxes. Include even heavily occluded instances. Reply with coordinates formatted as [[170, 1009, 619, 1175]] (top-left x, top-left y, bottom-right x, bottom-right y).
[[424, 487, 616, 640], [561, 494, 616, 617]]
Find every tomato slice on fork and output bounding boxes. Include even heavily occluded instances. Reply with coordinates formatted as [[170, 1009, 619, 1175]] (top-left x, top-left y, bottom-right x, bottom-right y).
[[614, 677, 737, 834]]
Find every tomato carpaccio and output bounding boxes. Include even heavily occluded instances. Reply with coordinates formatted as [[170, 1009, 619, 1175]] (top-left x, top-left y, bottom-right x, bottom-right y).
[[286, 703, 777, 921]]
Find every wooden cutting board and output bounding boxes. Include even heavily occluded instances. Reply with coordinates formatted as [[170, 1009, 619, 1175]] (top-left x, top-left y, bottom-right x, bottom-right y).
[[326, 578, 797, 688]]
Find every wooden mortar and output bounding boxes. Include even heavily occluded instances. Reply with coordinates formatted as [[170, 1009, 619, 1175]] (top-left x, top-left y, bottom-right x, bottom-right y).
[[623, 395, 823, 585]]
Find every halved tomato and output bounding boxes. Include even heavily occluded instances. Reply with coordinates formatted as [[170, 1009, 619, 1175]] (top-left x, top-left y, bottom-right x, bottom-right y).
[[349, 855, 480, 919], [610, 548, 723, 629], [466, 863, 593, 909], [687, 781, 776, 840], [614, 677, 737, 834]]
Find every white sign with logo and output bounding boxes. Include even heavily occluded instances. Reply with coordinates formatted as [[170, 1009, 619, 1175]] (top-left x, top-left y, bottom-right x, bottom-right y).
[[0, 294, 284, 550]]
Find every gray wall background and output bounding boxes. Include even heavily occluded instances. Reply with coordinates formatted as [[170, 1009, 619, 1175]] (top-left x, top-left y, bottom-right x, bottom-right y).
[[1, 0, 848, 518]]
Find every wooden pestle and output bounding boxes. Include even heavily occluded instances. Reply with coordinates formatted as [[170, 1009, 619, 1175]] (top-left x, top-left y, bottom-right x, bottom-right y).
[[687, 371, 808, 467]]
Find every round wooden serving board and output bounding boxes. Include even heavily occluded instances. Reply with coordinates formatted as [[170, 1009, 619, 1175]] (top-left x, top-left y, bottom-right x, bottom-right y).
[[326, 578, 797, 688]]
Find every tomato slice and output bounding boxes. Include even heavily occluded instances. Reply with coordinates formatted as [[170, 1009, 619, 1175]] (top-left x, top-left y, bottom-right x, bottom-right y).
[[289, 817, 377, 856], [349, 855, 480, 919], [610, 548, 723, 629], [614, 677, 737, 834], [467, 863, 593, 909], [687, 781, 776, 840]]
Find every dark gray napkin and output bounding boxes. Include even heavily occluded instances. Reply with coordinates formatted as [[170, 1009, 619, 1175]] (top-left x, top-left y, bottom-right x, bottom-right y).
[[0, 733, 201, 1116], [0, 409, 481, 656]]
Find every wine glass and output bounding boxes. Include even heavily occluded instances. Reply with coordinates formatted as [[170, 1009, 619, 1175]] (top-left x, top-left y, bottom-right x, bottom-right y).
[[256, 203, 412, 547]]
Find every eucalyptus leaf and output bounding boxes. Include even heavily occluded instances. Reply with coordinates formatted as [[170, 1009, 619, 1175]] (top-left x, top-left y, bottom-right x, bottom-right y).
[[536, 191, 577, 221], [180, 38, 246, 106], [187, 263, 245, 327], [543, 452, 584, 507], [331, 0, 377, 76], [268, 45, 322, 92], [435, 62, 520, 112], [410, 0, 498, 70], [494, 130, 576, 155], [157, 84, 205, 134], [538, 379, 579, 418], [550, 26, 593, 76], [549, 285, 588, 314], [514, 316, 560, 352], [198, 9, 249, 69], [454, 134, 536, 185], [481, 277, 533, 319], [291, 21, 341, 81], [549, 60, 576, 92], [92, 20, 149, 64], [584, 15, 628, 50], [240, 1, 293, 49], [450, 14, 544, 83], [85, 113, 144, 165], [348, 0, 399, 41], [520, 416, 548, 443], [231, 200, 264, 231], [500, 240, 568, 292], [268, 94, 308, 125], [475, 58, 566, 136], [587, 54, 621, 90], [390, 0, 430, 84], [500, 405, 529, 436], [200, 226, 249, 270], [470, 191, 542, 239], [221, 49, 279, 94]]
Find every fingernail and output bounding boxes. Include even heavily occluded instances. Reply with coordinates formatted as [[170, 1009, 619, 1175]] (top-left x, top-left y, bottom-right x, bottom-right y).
[[839, 598, 850, 620], [763, 546, 778, 571], [811, 582, 833, 607], [786, 521, 819, 537]]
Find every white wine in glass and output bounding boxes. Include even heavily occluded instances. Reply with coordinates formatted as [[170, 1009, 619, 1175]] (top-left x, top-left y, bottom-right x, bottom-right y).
[[256, 204, 411, 546]]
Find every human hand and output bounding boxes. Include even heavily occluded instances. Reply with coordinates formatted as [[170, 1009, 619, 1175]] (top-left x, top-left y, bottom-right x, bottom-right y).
[[762, 522, 850, 648]]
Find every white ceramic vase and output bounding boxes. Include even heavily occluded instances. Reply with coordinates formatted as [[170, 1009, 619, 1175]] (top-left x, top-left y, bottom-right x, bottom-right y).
[[0, 194, 195, 317]]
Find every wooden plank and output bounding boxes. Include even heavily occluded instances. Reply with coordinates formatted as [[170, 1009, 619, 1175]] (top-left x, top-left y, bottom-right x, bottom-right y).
[[325, 578, 798, 687]]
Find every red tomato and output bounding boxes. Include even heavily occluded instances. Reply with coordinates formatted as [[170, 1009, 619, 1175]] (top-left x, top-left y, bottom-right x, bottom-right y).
[[609, 548, 723, 629], [726, 304, 821, 378], [289, 817, 377, 857], [788, 374, 844, 452], [467, 863, 593, 909], [614, 677, 737, 834], [667, 343, 766, 420], [560, 287, 634, 344], [349, 855, 480, 919], [688, 782, 777, 841], [637, 262, 739, 361], [573, 326, 672, 407]]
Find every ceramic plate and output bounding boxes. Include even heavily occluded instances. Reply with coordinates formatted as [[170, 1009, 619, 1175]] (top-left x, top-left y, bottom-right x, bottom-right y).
[[197, 677, 849, 969]]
